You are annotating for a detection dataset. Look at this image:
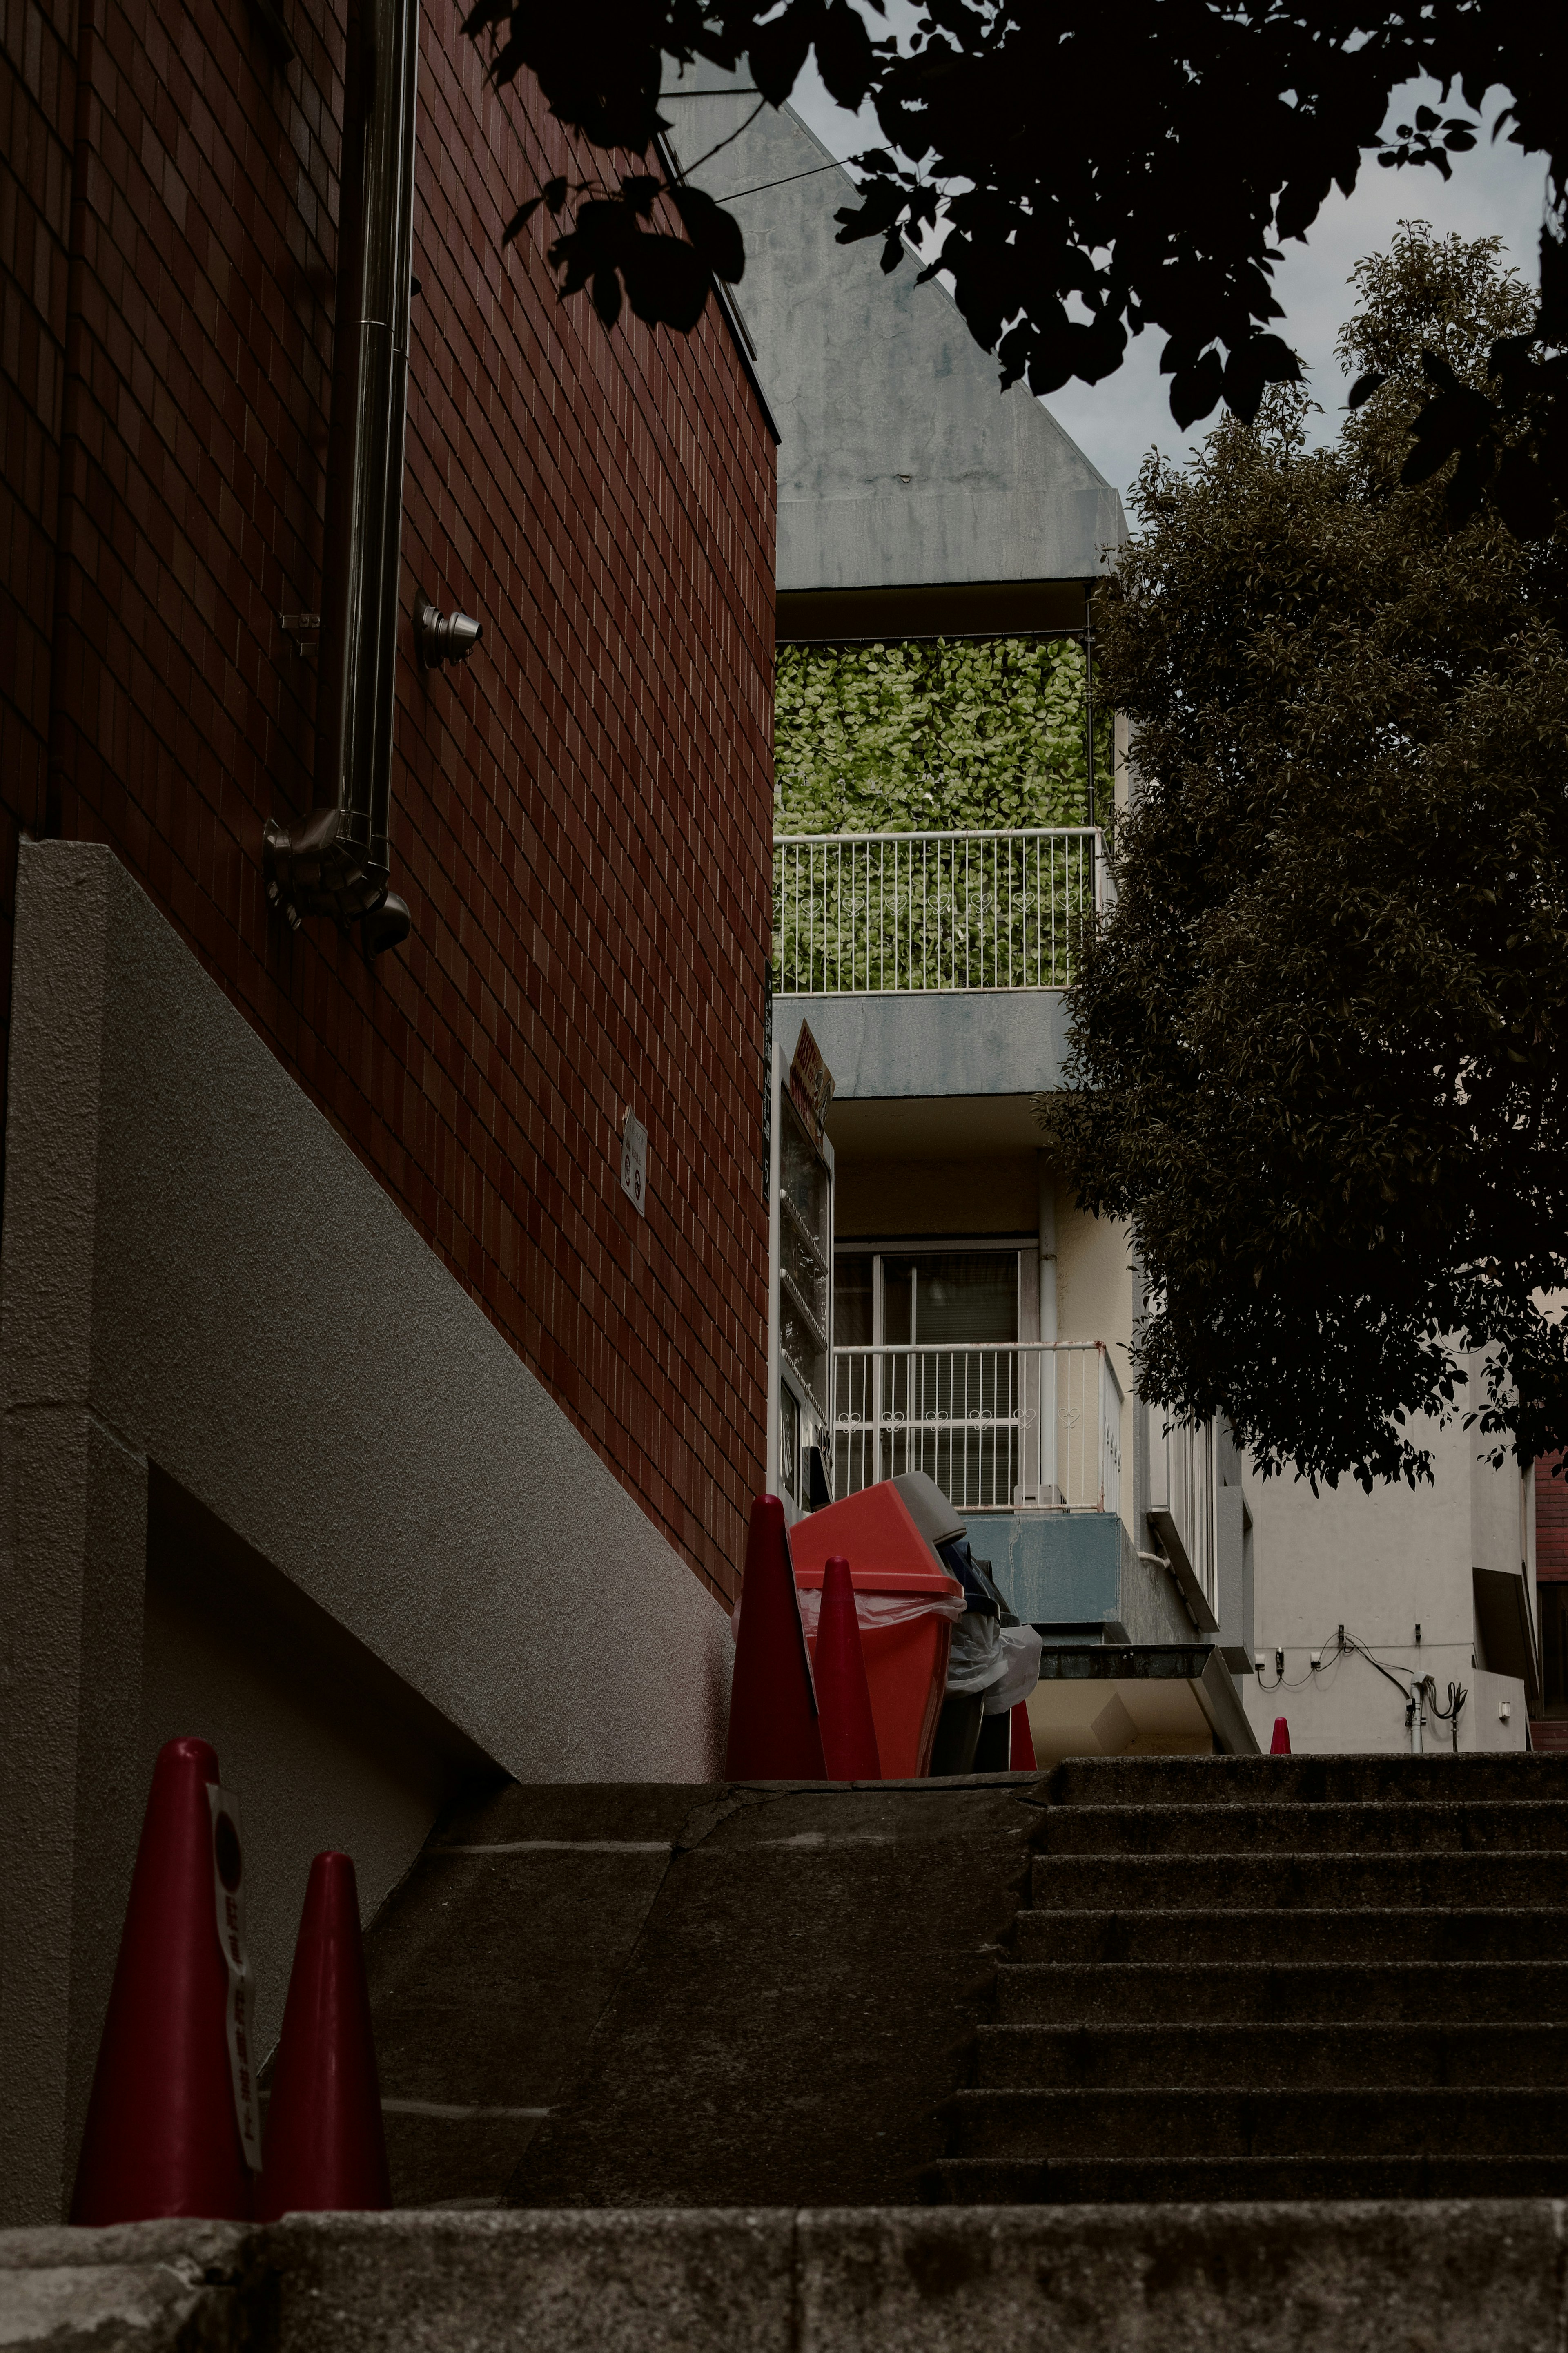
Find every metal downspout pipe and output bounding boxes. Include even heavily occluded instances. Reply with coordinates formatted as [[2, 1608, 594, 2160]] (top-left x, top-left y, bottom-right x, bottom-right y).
[[264, 0, 419, 948]]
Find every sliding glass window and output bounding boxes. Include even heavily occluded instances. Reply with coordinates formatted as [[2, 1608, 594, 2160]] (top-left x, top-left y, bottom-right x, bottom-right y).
[[833, 1249, 1022, 1509]]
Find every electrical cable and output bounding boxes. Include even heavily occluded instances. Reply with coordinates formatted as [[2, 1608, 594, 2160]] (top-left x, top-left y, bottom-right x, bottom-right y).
[[1256, 1626, 1468, 1750]]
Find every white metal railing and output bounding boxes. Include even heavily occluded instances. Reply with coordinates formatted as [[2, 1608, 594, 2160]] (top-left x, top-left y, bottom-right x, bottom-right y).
[[832, 1341, 1123, 1517], [1148, 1413, 1218, 1626], [774, 827, 1110, 995]]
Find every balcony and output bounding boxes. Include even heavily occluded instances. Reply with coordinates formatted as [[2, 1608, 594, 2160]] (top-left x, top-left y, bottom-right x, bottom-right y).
[[832, 1340, 1122, 1517], [774, 826, 1111, 997]]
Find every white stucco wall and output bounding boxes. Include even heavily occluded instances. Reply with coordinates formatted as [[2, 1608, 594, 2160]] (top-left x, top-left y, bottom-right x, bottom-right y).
[[0, 843, 734, 2223], [1242, 1389, 1533, 1755], [1053, 1181, 1135, 1543]]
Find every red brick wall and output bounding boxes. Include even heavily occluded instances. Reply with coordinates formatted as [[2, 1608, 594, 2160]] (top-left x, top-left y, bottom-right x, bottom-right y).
[[1539, 1456, 1568, 1585], [0, 0, 777, 1602], [0, 0, 72, 1017]]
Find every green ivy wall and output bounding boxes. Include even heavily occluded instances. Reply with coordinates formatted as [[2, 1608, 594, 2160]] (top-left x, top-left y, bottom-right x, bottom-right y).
[[775, 636, 1109, 835]]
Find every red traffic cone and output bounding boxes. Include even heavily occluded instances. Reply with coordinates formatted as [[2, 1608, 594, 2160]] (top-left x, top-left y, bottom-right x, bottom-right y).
[[71, 1737, 256, 2224], [1271, 1717, 1292, 1755], [257, 1851, 390, 2217], [815, 1555, 881, 1780], [1009, 1702, 1038, 1771], [725, 1494, 827, 1780]]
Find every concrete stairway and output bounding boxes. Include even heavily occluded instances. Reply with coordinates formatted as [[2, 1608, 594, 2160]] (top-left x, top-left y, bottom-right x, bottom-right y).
[[931, 1751, 1568, 2202]]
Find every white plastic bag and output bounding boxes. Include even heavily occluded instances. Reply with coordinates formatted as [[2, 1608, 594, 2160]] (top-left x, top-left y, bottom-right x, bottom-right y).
[[981, 1623, 1044, 1715], [732, 1586, 966, 1642], [944, 1608, 1004, 1696]]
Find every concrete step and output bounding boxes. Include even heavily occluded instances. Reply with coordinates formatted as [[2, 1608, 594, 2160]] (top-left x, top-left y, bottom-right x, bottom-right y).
[[944, 2083, 1568, 2161], [1013, 1905, 1568, 1963], [7, 2201, 1567, 2352], [971, 2020, 1568, 2088], [1035, 1801, 1568, 1854], [996, 1958, 1568, 2023], [931, 2152, 1568, 2204], [1045, 1753, 1568, 1804], [1029, 1849, 1568, 1909]]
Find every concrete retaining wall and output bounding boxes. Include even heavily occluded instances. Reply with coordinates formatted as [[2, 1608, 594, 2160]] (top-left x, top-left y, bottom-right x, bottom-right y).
[[2, 2202, 1562, 2353]]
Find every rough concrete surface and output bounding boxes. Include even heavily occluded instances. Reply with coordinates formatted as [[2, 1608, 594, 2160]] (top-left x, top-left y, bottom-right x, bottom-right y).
[[791, 2202, 1568, 2353], [2, 2204, 1563, 2353], [0, 2222, 265, 2351], [505, 1779, 1044, 2210], [367, 1785, 706, 2204], [683, 86, 1125, 591], [270, 2210, 795, 2353]]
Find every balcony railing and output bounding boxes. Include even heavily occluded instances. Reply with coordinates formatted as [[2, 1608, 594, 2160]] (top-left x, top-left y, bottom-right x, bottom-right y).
[[774, 826, 1110, 995], [1148, 1412, 1219, 1632], [832, 1340, 1123, 1518]]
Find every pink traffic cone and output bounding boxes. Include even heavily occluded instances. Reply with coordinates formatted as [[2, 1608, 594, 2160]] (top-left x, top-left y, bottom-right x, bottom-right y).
[[814, 1555, 881, 1780], [71, 1738, 255, 2223], [725, 1494, 827, 1780], [1009, 1702, 1038, 1771], [1271, 1716, 1292, 1755], [257, 1851, 390, 2216]]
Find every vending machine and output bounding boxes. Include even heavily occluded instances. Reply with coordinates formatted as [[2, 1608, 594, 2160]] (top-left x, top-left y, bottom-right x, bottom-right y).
[[767, 1017, 835, 1523]]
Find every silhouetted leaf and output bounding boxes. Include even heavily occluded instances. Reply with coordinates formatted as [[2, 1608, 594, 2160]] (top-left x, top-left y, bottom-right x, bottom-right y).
[[833, 180, 904, 246], [621, 174, 662, 219], [621, 233, 711, 329], [461, 0, 509, 40], [1170, 348, 1224, 431], [503, 194, 544, 244], [669, 183, 746, 281], [1348, 370, 1387, 409], [748, 3, 816, 105], [815, 0, 874, 107], [465, 0, 1568, 547]]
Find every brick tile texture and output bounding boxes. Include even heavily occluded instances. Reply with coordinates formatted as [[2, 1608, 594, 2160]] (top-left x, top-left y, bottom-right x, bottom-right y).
[[0, 0, 777, 1604]]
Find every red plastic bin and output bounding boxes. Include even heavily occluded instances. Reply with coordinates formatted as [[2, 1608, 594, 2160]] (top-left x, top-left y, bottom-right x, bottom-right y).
[[791, 1484, 963, 1779]]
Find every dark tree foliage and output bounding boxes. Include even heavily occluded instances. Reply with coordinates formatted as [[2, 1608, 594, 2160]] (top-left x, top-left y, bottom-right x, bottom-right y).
[[1040, 227, 1568, 1492], [465, 2, 1568, 535]]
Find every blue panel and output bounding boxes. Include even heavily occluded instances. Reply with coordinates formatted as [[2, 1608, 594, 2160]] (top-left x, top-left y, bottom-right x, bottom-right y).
[[967, 1512, 1125, 1626]]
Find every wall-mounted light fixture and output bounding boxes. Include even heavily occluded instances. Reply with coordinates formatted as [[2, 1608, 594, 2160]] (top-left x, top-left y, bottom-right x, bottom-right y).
[[415, 593, 482, 670]]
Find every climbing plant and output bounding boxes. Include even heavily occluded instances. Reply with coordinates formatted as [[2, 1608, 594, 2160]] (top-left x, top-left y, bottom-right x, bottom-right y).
[[774, 636, 1109, 836]]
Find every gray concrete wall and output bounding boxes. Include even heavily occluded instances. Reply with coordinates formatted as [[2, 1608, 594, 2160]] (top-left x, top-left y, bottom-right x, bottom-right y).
[[7, 2198, 1567, 2353], [775, 990, 1070, 1101], [0, 843, 733, 2224], [679, 80, 1126, 592], [140, 1475, 493, 2063]]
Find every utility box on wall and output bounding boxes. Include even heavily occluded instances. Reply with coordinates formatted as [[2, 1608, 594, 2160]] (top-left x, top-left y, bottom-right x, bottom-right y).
[[768, 1021, 835, 1521]]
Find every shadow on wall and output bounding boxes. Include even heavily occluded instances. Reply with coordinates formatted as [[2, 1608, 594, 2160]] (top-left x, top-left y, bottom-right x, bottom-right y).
[[140, 1470, 503, 2059]]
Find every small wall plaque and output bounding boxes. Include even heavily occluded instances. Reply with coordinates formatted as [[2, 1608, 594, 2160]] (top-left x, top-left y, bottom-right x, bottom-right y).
[[620, 1112, 648, 1216]]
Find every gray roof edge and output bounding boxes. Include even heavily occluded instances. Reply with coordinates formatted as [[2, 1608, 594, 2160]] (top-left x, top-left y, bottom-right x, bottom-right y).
[[770, 100, 1117, 502]]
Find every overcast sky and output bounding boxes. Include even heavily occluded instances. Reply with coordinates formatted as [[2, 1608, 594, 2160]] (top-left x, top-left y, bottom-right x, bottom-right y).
[[783, 27, 1552, 510]]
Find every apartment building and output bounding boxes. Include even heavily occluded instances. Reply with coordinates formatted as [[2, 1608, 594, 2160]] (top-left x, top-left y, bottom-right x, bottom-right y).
[[0, 0, 776, 2218], [1243, 1415, 1547, 1756], [688, 86, 1257, 1764]]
